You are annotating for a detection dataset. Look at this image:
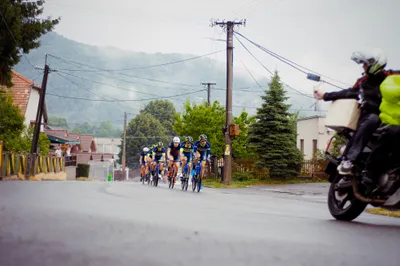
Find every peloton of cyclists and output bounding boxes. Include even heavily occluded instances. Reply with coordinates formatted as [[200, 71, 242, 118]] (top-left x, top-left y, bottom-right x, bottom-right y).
[[138, 134, 211, 187]]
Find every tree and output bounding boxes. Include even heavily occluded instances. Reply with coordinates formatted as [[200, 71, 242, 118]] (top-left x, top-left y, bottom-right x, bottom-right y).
[[118, 113, 168, 168], [0, 0, 60, 86], [48, 116, 69, 129], [174, 100, 225, 156], [140, 100, 177, 135], [232, 110, 256, 158], [71, 122, 95, 135], [0, 89, 25, 150], [96, 121, 122, 138], [0, 89, 50, 154], [248, 71, 303, 179]]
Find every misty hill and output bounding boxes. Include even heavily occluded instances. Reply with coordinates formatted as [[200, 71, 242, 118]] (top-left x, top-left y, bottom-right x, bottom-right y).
[[14, 32, 317, 127]]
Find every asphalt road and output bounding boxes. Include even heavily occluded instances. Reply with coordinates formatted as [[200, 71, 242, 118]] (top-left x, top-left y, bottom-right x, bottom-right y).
[[0, 180, 399, 266]]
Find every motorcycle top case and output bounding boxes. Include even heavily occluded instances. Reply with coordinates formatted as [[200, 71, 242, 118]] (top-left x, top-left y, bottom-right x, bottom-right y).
[[379, 75, 400, 126], [324, 99, 360, 131]]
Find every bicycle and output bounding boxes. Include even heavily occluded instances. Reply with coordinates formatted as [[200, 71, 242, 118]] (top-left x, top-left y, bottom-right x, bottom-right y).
[[192, 158, 206, 193], [151, 162, 160, 187], [168, 160, 179, 189], [141, 162, 150, 184], [181, 161, 191, 191]]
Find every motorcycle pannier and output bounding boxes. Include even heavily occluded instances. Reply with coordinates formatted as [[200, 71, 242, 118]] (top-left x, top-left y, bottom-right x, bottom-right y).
[[324, 99, 360, 131]]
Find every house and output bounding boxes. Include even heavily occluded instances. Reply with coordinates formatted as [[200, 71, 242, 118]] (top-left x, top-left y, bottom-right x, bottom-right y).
[[94, 137, 121, 163], [6, 70, 48, 130], [296, 115, 334, 160]]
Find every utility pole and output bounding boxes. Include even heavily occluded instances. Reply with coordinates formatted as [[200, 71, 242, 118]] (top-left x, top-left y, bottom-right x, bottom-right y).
[[26, 57, 56, 179], [201, 82, 216, 106], [211, 19, 245, 185], [122, 111, 127, 180]]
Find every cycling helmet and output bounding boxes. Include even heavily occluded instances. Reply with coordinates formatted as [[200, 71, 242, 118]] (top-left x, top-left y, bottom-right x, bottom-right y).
[[351, 48, 387, 75], [185, 136, 193, 142], [143, 147, 149, 152], [173, 136, 180, 143], [199, 134, 207, 141], [157, 142, 163, 147]]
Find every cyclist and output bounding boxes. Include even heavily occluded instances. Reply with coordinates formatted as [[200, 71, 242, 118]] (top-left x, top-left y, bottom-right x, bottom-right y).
[[167, 136, 181, 183], [139, 147, 150, 182], [180, 136, 194, 180], [151, 142, 165, 179], [193, 134, 211, 189]]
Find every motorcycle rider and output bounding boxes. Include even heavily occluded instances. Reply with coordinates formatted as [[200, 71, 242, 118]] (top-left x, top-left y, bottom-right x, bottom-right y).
[[363, 74, 400, 192], [315, 48, 392, 176]]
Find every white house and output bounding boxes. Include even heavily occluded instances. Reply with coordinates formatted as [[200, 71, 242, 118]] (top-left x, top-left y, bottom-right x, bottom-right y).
[[296, 115, 334, 160], [95, 137, 121, 162], [9, 70, 48, 131]]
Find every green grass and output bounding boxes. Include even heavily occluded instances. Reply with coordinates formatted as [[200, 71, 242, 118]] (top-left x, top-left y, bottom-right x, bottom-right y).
[[203, 178, 327, 188], [366, 208, 400, 218]]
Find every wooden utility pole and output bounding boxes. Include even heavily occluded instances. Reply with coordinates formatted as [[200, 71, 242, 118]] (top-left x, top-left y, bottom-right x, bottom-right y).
[[201, 82, 216, 106], [26, 62, 52, 179], [122, 111, 127, 180], [211, 19, 245, 185]]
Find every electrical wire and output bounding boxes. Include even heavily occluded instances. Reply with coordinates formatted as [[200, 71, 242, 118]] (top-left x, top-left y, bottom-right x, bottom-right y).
[[234, 31, 351, 88], [48, 54, 206, 89], [56, 71, 161, 96], [59, 49, 226, 72], [46, 89, 206, 102], [234, 30, 273, 76]]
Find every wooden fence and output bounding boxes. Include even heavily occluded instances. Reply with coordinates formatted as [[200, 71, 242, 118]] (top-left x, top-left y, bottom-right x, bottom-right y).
[[0, 151, 65, 179], [205, 156, 328, 180]]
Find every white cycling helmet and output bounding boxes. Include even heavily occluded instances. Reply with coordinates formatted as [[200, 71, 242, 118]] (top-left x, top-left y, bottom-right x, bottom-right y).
[[143, 147, 149, 152], [351, 48, 387, 75], [173, 136, 180, 143]]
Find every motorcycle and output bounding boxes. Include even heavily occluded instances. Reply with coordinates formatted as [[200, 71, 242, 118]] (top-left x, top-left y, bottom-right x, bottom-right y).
[[324, 100, 400, 221]]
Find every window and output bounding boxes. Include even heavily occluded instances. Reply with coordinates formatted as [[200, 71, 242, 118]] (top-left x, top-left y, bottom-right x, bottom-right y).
[[313, 139, 318, 157], [300, 139, 304, 154]]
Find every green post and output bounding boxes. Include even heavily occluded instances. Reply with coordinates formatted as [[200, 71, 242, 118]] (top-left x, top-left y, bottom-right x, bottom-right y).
[[107, 173, 112, 182]]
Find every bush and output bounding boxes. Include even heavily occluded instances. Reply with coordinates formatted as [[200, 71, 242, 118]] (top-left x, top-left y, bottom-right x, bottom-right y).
[[232, 171, 252, 182], [76, 163, 90, 178]]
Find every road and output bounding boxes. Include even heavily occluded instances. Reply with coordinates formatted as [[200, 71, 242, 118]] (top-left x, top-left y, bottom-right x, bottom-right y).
[[0, 180, 399, 266]]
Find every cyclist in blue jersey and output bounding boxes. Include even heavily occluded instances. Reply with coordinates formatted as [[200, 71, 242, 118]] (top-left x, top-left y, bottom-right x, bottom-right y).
[[139, 147, 150, 182], [193, 134, 211, 188], [151, 142, 166, 177], [180, 136, 194, 180], [167, 136, 181, 183]]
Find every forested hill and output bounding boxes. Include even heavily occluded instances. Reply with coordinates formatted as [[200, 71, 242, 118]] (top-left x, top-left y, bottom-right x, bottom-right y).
[[14, 32, 316, 128]]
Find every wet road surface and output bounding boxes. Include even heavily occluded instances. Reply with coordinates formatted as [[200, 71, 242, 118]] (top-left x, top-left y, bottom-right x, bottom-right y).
[[0, 180, 399, 266]]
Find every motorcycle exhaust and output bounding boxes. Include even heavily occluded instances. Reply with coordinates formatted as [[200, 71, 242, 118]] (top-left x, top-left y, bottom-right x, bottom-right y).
[[351, 177, 386, 204]]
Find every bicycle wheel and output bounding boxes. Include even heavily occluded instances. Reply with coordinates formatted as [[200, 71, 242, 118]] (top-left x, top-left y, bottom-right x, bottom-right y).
[[154, 175, 159, 187], [192, 177, 196, 192], [181, 175, 185, 190], [197, 178, 201, 193], [184, 178, 189, 191]]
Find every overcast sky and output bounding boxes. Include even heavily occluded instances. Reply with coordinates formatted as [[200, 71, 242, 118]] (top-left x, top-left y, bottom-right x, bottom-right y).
[[41, 0, 400, 97]]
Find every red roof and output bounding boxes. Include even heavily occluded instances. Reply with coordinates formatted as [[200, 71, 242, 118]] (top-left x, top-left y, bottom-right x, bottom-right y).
[[7, 70, 48, 123], [79, 134, 97, 153]]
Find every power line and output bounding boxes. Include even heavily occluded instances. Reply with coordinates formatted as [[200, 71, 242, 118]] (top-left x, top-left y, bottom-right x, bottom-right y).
[[234, 34, 273, 76], [56, 72, 124, 101], [59, 49, 226, 72], [234, 31, 350, 88], [46, 89, 206, 102], [48, 54, 207, 89], [56, 71, 160, 96], [233, 33, 315, 98], [240, 60, 263, 89]]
